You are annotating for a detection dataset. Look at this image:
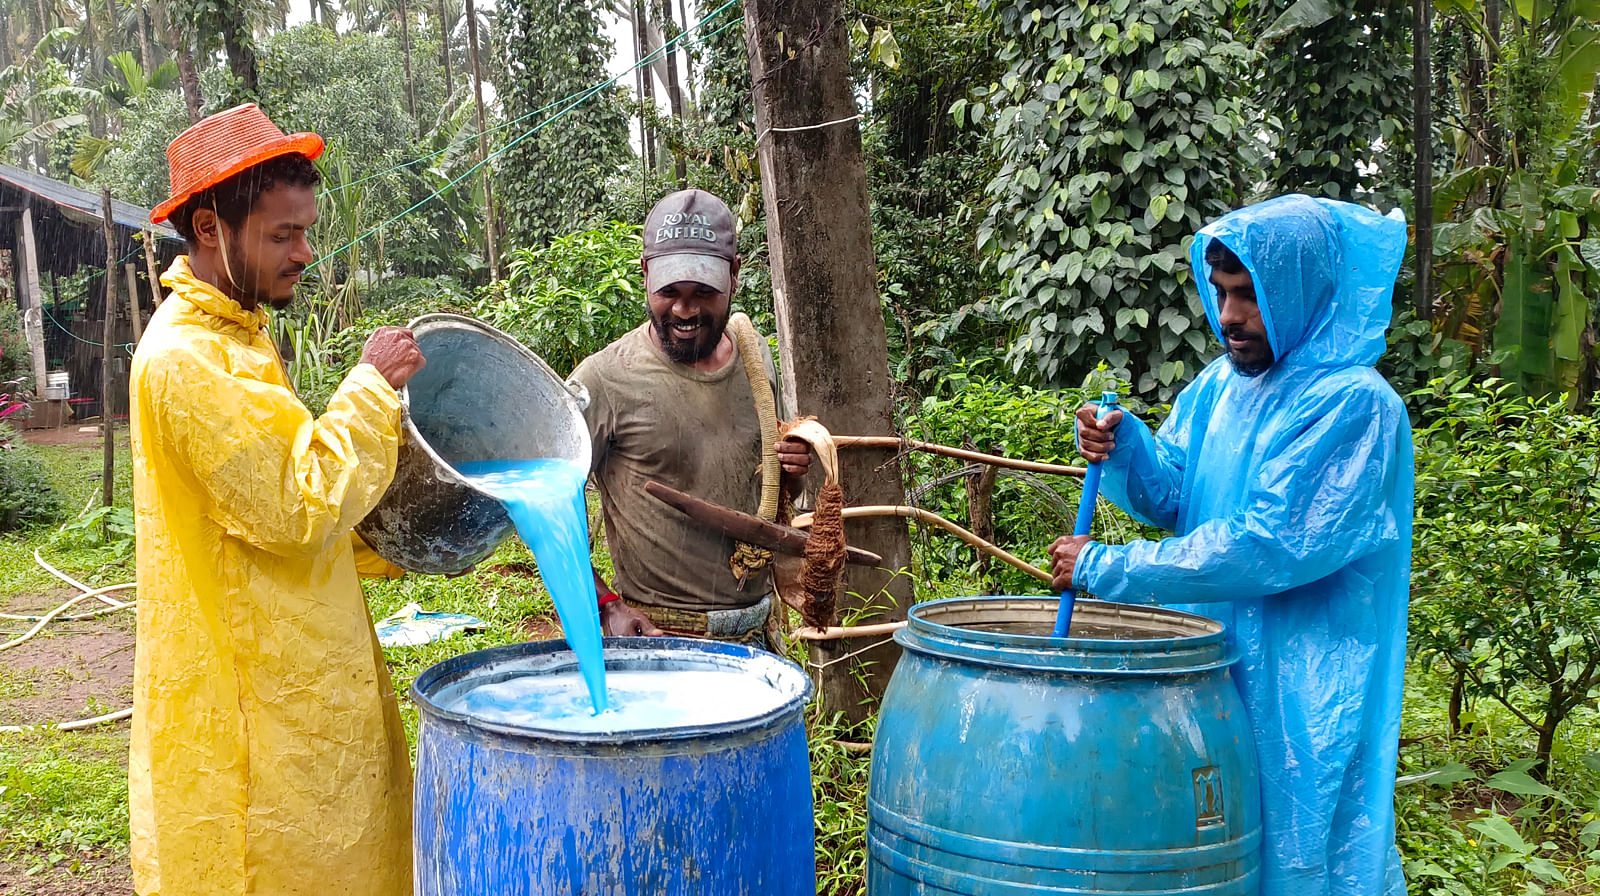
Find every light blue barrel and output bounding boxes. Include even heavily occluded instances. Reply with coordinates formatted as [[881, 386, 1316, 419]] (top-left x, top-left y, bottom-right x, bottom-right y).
[[412, 638, 816, 895], [868, 597, 1260, 895]]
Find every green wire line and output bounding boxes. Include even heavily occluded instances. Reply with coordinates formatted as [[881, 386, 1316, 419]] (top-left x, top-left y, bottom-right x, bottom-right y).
[[40, 304, 135, 355], [316, 0, 741, 202]]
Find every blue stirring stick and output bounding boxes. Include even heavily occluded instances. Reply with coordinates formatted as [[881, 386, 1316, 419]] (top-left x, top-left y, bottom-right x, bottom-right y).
[[1052, 391, 1120, 638]]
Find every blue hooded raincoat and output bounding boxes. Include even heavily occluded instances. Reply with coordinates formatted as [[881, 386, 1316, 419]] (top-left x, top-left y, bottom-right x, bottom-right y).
[[1073, 195, 1413, 896]]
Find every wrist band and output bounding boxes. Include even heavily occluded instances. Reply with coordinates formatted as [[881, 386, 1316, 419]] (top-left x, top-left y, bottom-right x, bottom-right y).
[[597, 591, 622, 607]]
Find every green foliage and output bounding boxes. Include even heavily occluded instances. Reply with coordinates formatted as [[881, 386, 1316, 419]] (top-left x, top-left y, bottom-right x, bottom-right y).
[[1426, 2, 1600, 402], [0, 299, 31, 390], [496, 0, 631, 248], [1396, 753, 1592, 893], [1247, 0, 1412, 203], [0, 732, 130, 860], [972, 0, 1255, 401], [260, 24, 453, 281], [1378, 303, 1475, 415], [49, 504, 136, 567], [899, 368, 1156, 592], [294, 276, 476, 416], [0, 425, 63, 532], [854, 0, 1013, 399], [809, 711, 872, 896], [476, 223, 644, 376], [1411, 376, 1600, 770], [93, 88, 190, 210]]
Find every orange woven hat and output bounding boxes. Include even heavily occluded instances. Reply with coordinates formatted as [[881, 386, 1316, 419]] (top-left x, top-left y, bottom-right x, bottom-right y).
[[150, 103, 324, 225]]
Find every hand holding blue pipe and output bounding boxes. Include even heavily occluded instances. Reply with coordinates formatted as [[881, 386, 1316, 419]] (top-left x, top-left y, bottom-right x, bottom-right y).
[[1051, 391, 1120, 638]]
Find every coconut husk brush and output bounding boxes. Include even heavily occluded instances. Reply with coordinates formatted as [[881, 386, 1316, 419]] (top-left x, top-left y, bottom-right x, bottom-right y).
[[779, 418, 845, 631]]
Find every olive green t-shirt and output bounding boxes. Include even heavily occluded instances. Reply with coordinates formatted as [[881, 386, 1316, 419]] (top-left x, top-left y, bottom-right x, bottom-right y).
[[571, 322, 781, 612]]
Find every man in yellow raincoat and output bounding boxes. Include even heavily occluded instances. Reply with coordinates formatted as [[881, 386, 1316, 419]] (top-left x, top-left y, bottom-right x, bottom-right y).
[[130, 103, 426, 895]]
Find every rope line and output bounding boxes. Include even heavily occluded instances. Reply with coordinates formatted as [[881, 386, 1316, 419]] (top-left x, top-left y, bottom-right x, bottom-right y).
[[306, 0, 742, 270], [755, 113, 862, 144]]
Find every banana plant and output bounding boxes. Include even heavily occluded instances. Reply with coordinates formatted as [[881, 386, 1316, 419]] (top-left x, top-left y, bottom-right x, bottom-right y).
[[1429, 0, 1600, 403]]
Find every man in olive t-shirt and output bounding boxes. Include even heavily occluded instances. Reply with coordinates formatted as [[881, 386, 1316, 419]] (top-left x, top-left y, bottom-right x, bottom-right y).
[[570, 189, 810, 643]]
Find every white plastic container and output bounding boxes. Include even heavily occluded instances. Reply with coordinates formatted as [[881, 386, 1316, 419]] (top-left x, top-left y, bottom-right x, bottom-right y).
[[42, 371, 68, 401]]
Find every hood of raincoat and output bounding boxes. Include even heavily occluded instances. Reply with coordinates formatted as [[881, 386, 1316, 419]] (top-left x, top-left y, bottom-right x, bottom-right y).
[[1190, 194, 1408, 371]]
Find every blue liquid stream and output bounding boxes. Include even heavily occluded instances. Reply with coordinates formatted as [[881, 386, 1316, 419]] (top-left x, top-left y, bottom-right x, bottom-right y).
[[455, 459, 608, 713]]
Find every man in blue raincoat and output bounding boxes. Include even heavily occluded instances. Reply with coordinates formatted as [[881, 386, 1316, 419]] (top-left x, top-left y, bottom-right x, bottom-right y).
[[1048, 194, 1413, 896]]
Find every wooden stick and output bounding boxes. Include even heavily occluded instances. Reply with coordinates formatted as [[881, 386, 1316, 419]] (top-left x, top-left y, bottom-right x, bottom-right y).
[[643, 481, 884, 567], [832, 435, 1086, 477], [792, 620, 906, 641]]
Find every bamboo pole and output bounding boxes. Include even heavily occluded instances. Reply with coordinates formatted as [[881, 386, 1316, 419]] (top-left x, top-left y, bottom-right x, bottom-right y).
[[832, 435, 1086, 477], [123, 263, 143, 344], [100, 190, 117, 518], [142, 228, 163, 309], [17, 208, 45, 390]]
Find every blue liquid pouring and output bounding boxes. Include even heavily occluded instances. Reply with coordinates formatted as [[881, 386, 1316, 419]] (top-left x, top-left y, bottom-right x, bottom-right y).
[[455, 458, 608, 713]]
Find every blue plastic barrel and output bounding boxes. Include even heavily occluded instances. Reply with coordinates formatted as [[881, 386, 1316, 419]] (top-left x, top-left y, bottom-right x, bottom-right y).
[[412, 638, 816, 895], [868, 597, 1260, 895]]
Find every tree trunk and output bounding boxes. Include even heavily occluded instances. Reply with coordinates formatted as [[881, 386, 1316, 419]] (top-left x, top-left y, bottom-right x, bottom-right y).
[[153, 0, 202, 123], [438, 0, 453, 98], [631, 0, 657, 171], [219, 4, 260, 97], [746, 0, 914, 729], [964, 449, 997, 591], [654, 0, 687, 184], [1414, 0, 1432, 319], [675, 0, 695, 110], [1447, 667, 1464, 737], [399, 0, 416, 123], [136, 6, 154, 69], [464, 0, 499, 279]]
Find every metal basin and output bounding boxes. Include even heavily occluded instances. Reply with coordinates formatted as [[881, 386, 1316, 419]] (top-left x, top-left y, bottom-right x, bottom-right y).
[[356, 313, 590, 575]]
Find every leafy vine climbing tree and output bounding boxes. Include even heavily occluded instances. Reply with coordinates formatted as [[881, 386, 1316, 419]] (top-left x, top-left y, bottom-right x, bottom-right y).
[[496, 0, 630, 248], [1248, 0, 1413, 205], [971, 0, 1257, 400]]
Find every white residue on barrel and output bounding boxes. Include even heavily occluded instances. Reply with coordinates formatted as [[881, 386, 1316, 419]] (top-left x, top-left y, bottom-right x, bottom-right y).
[[448, 667, 791, 733]]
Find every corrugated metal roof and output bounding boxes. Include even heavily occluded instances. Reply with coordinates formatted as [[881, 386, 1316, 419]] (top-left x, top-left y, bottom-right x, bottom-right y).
[[0, 163, 179, 239]]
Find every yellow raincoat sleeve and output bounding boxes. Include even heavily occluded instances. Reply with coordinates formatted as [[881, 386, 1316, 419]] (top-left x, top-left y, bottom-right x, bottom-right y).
[[144, 350, 402, 558]]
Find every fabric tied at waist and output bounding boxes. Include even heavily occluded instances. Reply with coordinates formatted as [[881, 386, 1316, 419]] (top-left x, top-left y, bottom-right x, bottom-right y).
[[636, 596, 772, 642]]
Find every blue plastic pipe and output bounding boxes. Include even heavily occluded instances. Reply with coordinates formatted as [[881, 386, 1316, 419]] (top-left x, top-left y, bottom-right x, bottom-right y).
[[1052, 391, 1120, 638]]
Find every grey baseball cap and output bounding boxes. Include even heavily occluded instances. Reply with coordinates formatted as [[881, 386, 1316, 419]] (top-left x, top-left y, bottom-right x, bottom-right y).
[[642, 189, 738, 294]]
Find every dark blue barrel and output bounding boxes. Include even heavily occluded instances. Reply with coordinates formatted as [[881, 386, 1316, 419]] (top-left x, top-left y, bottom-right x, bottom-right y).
[[413, 638, 816, 895], [868, 597, 1260, 895]]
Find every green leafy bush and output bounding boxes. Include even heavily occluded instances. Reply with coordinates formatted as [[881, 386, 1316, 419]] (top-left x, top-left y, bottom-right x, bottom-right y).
[[0, 299, 32, 390], [899, 368, 1156, 593], [476, 222, 644, 376], [1411, 376, 1600, 772], [0, 425, 63, 532]]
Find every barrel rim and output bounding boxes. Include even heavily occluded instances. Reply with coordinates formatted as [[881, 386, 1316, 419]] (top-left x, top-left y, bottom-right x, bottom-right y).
[[898, 596, 1235, 675], [399, 312, 591, 483], [411, 637, 813, 746]]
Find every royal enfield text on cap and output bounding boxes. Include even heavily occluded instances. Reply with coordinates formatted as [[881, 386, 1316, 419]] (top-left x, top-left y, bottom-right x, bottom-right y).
[[642, 189, 737, 294]]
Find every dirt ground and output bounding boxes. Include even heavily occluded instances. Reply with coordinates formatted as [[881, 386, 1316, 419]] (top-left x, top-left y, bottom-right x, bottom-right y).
[[0, 588, 136, 896], [0, 852, 133, 895], [0, 589, 135, 729], [12, 426, 106, 449]]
